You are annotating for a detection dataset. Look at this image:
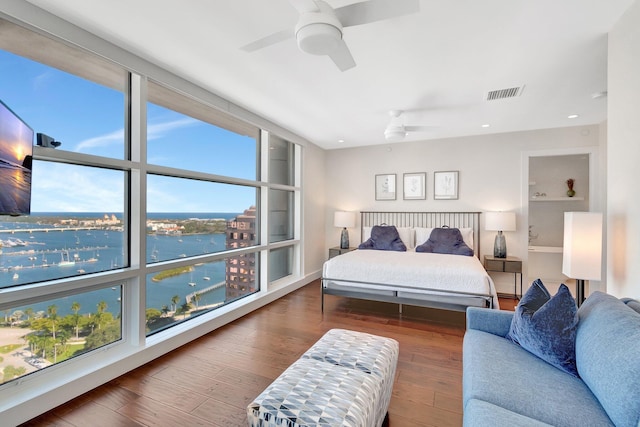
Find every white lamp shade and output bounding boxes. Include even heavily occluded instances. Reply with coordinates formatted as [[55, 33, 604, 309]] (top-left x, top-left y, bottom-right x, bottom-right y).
[[334, 211, 356, 228], [485, 211, 516, 231], [562, 212, 602, 280]]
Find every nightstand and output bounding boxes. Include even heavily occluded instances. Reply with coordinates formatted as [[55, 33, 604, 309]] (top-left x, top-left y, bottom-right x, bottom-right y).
[[329, 247, 356, 259], [484, 255, 523, 299]]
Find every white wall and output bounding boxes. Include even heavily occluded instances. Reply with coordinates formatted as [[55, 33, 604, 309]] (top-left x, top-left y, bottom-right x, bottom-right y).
[[607, 0, 640, 298], [324, 125, 603, 294], [302, 142, 327, 277]]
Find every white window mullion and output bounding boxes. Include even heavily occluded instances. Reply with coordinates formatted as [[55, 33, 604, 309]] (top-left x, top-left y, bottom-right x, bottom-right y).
[[127, 72, 147, 346]]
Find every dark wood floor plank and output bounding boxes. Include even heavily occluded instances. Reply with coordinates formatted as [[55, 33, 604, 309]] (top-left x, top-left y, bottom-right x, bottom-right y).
[[19, 280, 517, 427]]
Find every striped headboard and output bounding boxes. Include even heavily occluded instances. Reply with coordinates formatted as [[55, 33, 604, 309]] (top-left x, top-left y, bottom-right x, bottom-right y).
[[360, 211, 482, 257]]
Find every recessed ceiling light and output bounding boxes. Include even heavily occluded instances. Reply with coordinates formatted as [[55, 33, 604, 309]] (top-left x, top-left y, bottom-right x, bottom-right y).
[[481, 124, 490, 128], [568, 114, 579, 119], [338, 139, 345, 143]]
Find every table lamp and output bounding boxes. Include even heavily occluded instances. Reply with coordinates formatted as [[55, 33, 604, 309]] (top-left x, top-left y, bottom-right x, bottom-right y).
[[562, 212, 602, 306], [485, 211, 516, 258], [334, 211, 356, 249]]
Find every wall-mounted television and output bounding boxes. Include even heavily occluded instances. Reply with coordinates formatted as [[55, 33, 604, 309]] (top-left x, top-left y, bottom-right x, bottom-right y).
[[0, 99, 33, 215]]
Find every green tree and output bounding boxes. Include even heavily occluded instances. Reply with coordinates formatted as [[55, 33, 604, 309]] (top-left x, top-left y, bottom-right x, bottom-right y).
[[24, 307, 34, 323], [71, 301, 81, 339], [192, 293, 201, 309], [95, 301, 108, 330], [161, 305, 170, 317], [47, 305, 58, 340], [177, 302, 192, 319], [171, 295, 180, 312], [84, 322, 121, 351], [145, 308, 162, 324], [11, 310, 24, 324]]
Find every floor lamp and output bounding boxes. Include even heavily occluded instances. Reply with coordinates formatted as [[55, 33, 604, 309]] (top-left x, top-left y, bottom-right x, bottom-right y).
[[334, 211, 356, 249], [562, 212, 603, 306]]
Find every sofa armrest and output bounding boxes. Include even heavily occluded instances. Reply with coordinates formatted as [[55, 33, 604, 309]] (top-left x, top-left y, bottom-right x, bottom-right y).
[[466, 307, 514, 337]]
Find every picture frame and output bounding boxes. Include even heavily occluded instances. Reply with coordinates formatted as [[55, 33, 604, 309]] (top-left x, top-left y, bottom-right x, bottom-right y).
[[375, 174, 396, 200], [403, 172, 426, 200], [434, 170, 459, 200]]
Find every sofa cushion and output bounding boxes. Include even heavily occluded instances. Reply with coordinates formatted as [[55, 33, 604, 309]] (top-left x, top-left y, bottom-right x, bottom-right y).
[[463, 329, 614, 427], [506, 279, 579, 377], [464, 398, 554, 427], [576, 292, 640, 427]]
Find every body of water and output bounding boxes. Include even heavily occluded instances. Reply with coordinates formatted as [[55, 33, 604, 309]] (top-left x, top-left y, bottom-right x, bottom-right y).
[[0, 213, 240, 317]]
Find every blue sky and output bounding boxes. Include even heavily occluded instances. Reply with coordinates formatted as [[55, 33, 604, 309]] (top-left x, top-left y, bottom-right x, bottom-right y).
[[0, 49, 257, 213]]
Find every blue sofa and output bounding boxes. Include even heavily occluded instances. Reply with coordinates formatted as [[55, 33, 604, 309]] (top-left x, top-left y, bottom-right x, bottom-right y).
[[463, 291, 640, 426]]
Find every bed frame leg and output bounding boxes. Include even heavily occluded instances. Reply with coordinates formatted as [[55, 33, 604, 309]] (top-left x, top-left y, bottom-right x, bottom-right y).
[[398, 303, 403, 314], [321, 282, 324, 313]]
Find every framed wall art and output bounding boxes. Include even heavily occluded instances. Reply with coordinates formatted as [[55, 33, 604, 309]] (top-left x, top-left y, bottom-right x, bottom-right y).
[[434, 170, 459, 200], [403, 172, 426, 200], [375, 174, 396, 200]]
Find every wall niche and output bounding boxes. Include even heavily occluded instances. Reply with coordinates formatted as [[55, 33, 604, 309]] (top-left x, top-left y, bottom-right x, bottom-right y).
[[528, 154, 590, 286]]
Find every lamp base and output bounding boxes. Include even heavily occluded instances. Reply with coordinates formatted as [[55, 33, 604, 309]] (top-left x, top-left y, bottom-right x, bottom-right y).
[[576, 279, 585, 307], [340, 228, 349, 249], [493, 231, 506, 258]]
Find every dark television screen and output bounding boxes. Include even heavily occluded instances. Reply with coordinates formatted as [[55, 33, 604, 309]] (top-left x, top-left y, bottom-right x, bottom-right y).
[[0, 99, 33, 215]]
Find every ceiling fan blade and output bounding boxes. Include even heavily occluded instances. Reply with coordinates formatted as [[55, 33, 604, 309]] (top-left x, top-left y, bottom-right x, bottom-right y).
[[328, 39, 356, 71], [405, 125, 435, 132], [240, 29, 292, 52], [288, 0, 320, 13], [335, 0, 420, 28]]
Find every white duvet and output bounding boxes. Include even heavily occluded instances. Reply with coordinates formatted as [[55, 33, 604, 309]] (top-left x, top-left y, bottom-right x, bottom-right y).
[[322, 249, 499, 308]]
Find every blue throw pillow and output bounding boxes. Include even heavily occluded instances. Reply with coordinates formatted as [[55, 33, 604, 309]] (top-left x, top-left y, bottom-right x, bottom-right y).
[[415, 227, 474, 256], [358, 225, 407, 251], [506, 279, 579, 377]]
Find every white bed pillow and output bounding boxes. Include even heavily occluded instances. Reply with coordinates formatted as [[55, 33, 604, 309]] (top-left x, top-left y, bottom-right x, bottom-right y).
[[362, 226, 415, 249], [414, 226, 474, 249], [414, 227, 434, 246]]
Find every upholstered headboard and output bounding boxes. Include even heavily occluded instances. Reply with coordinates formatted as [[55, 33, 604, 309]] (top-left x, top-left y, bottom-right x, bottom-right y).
[[360, 211, 482, 258]]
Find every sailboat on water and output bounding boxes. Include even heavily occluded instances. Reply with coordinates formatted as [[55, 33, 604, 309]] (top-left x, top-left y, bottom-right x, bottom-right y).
[[188, 272, 196, 287], [58, 250, 76, 267]]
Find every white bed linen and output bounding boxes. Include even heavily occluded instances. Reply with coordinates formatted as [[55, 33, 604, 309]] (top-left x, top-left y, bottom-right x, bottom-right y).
[[323, 249, 499, 309]]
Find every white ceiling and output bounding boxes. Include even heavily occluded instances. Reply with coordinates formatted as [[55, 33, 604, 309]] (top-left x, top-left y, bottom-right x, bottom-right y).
[[25, 0, 635, 150]]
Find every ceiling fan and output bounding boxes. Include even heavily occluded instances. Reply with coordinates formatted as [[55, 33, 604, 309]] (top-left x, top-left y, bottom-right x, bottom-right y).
[[384, 110, 435, 141], [240, 0, 420, 71]]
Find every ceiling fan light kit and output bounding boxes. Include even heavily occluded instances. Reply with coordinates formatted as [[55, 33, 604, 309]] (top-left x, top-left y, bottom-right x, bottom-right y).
[[241, 0, 420, 71], [296, 23, 342, 55], [384, 126, 407, 142], [384, 110, 434, 141]]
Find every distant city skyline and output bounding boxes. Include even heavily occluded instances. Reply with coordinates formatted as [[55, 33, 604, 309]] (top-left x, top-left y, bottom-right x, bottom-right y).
[[0, 49, 256, 213]]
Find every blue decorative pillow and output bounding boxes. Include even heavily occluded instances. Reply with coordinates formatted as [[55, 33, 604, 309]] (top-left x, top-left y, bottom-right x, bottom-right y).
[[506, 279, 579, 377], [621, 298, 640, 315], [415, 227, 474, 256], [358, 225, 407, 251]]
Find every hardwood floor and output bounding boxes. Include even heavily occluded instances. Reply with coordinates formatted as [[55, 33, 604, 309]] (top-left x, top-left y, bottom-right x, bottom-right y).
[[20, 281, 517, 427]]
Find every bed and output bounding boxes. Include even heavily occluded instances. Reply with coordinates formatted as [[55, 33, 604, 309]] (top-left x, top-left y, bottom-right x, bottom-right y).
[[321, 211, 499, 312]]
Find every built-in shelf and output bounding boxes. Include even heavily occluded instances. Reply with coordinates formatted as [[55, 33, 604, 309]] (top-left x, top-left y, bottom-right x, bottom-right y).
[[530, 196, 585, 202], [528, 246, 563, 253]]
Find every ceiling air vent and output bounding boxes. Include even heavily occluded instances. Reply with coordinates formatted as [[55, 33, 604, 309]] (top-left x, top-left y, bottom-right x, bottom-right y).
[[486, 86, 523, 101]]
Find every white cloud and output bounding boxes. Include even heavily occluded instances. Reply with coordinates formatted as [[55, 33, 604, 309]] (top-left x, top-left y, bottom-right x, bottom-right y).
[[74, 129, 124, 152], [73, 117, 199, 152]]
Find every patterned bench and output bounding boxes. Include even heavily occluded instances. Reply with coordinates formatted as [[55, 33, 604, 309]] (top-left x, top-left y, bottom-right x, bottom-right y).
[[247, 329, 399, 427]]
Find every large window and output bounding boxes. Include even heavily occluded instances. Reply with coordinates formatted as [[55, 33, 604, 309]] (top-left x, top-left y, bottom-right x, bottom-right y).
[[146, 175, 257, 262], [0, 14, 300, 414], [0, 285, 123, 384], [147, 81, 259, 180]]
